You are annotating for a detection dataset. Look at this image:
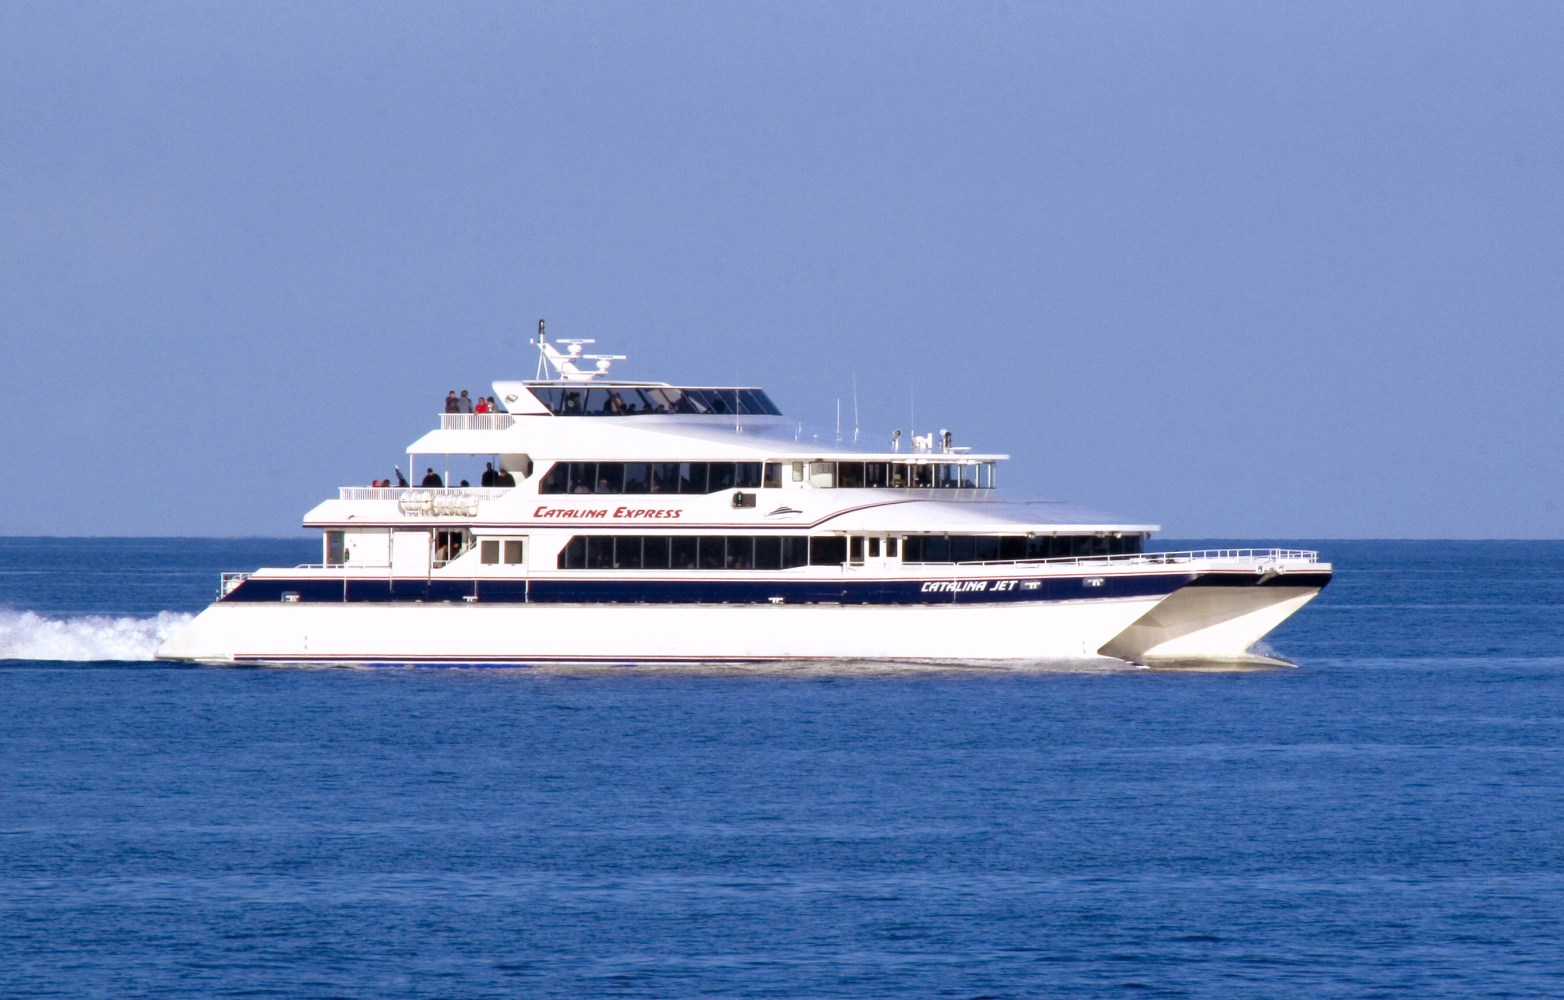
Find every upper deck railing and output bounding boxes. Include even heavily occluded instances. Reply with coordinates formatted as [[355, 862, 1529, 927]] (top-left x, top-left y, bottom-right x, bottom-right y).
[[930, 548, 1322, 569], [438, 413, 516, 431], [337, 486, 512, 502]]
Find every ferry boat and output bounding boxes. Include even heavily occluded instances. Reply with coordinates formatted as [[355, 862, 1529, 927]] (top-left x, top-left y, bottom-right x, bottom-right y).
[[156, 326, 1331, 666]]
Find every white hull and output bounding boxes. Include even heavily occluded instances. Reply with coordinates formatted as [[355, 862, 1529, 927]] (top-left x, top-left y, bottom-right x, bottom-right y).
[[156, 583, 1323, 666]]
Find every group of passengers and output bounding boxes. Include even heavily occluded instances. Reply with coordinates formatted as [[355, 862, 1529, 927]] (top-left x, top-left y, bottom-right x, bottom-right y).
[[367, 463, 515, 489], [480, 462, 516, 488], [444, 390, 500, 414]]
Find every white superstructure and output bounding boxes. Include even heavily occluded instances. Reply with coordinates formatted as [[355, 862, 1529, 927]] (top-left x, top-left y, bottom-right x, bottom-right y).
[[157, 326, 1330, 666]]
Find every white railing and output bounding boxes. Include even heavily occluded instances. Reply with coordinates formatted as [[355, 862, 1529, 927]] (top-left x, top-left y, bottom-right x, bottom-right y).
[[439, 413, 515, 431], [337, 486, 512, 502], [913, 548, 1321, 569], [1141, 548, 1320, 564], [219, 572, 250, 598]]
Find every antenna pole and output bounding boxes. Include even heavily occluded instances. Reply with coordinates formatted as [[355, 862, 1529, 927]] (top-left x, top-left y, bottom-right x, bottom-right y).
[[852, 372, 860, 445]]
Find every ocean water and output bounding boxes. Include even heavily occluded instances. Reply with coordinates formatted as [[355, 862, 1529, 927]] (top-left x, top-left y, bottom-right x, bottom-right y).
[[2, 538, 1562, 998]]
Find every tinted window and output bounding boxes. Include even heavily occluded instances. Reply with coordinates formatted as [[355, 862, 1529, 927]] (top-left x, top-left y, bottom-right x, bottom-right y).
[[585, 536, 614, 568], [539, 462, 569, 494], [737, 389, 780, 415], [595, 464, 624, 493], [782, 537, 808, 568], [614, 537, 642, 569], [561, 536, 586, 569], [652, 463, 680, 494], [696, 536, 724, 569], [670, 536, 698, 569], [726, 536, 754, 569], [623, 463, 650, 494], [810, 537, 846, 566], [754, 536, 782, 570], [678, 463, 707, 494], [643, 536, 671, 569]]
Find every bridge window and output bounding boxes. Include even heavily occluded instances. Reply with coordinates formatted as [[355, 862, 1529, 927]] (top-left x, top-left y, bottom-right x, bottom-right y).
[[530, 386, 781, 416]]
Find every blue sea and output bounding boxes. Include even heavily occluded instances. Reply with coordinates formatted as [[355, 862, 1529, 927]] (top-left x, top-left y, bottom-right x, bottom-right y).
[[2, 538, 1562, 998]]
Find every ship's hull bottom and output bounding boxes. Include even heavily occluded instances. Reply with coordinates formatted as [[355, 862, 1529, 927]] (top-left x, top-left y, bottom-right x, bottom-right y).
[[156, 586, 1323, 666]]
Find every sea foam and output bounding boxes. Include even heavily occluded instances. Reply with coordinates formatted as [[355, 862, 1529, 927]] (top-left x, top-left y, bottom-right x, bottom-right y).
[[0, 608, 192, 661]]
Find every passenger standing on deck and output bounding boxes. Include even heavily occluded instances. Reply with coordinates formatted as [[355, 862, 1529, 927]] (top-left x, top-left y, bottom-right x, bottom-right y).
[[444, 391, 459, 413], [457, 390, 473, 414], [474, 396, 490, 415], [481, 462, 498, 487], [421, 468, 443, 488], [496, 468, 515, 487]]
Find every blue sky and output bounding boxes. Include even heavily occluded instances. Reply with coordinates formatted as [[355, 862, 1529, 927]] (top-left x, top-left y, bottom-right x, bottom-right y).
[[2, 2, 1560, 538]]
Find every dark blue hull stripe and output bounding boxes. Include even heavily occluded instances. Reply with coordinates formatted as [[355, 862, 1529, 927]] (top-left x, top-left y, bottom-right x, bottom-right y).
[[213, 572, 1301, 606]]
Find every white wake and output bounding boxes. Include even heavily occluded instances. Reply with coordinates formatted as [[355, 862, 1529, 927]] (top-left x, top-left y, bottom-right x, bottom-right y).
[[0, 608, 192, 661]]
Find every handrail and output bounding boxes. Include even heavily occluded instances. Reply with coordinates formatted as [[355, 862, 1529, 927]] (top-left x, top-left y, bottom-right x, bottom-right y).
[[439, 413, 515, 431], [906, 548, 1321, 569], [337, 486, 511, 501]]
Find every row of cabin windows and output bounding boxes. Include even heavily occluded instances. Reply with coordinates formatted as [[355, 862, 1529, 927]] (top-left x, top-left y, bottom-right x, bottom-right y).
[[539, 459, 995, 495], [801, 461, 994, 489], [540, 461, 782, 495], [530, 386, 782, 417], [902, 534, 1145, 562], [557, 533, 1143, 570], [561, 535, 829, 571]]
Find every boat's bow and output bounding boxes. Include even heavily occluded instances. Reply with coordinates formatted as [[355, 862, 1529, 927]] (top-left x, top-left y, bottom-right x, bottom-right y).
[[1096, 549, 1331, 664]]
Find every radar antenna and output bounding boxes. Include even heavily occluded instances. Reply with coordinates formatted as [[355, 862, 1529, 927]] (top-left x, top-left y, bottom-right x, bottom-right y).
[[533, 320, 628, 382]]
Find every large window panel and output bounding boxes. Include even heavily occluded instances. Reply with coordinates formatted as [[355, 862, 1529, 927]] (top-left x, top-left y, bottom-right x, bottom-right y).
[[596, 464, 624, 493], [754, 536, 782, 570], [643, 536, 671, 569], [623, 463, 650, 494], [809, 536, 847, 566], [670, 536, 698, 569], [697, 536, 726, 570]]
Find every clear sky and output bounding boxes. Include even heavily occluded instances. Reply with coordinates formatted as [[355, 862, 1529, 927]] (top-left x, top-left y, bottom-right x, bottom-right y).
[[2, 2, 1560, 538]]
